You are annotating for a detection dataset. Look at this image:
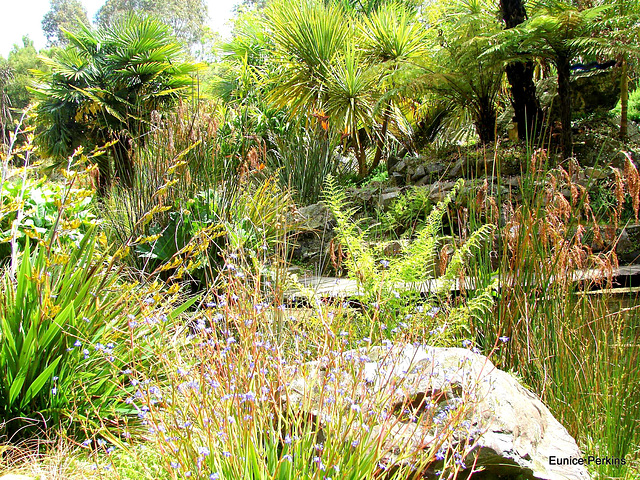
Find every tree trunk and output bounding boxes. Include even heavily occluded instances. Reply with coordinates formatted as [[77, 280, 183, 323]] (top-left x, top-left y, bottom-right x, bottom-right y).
[[620, 56, 628, 141], [506, 61, 543, 141], [96, 154, 112, 196], [355, 134, 368, 178], [556, 54, 573, 159], [372, 106, 390, 175], [112, 133, 135, 188], [475, 96, 497, 144], [500, 0, 542, 142]]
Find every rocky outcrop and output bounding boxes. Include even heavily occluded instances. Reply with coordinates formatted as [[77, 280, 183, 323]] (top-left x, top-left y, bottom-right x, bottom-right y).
[[284, 344, 590, 480]]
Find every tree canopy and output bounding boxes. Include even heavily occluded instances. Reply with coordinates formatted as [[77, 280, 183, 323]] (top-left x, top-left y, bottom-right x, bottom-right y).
[[95, 0, 209, 46], [42, 0, 90, 47]]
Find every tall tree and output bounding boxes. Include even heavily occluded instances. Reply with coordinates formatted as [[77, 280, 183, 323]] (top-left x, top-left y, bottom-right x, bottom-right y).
[[32, 16, 198, 194], [267, 0, 425, 177], [604, 0, 640, 140], [0, 62, 13, 147], [491, 0, 612, 158], [95, 0, 208, 47], [42, 0, 90, 47], [2, 37, 53, 113], [500, 0, 543, 141]]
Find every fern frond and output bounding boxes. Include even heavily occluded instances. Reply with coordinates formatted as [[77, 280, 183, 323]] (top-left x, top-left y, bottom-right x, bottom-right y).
[[392, 179, 463, 283], [323, 175, 377, 287], [447, 277, 499, 333], [438, 222, 495, 296]]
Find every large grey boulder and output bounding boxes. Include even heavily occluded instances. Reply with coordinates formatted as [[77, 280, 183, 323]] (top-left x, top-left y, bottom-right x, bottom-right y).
[[285, 344, 590, 480]]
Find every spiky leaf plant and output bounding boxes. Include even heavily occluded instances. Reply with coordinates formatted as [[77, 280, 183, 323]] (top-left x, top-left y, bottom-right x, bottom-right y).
[[31, 15, 198, 193]]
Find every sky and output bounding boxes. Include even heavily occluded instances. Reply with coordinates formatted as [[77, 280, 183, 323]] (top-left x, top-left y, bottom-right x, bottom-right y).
[[0, 0, 237, 58]]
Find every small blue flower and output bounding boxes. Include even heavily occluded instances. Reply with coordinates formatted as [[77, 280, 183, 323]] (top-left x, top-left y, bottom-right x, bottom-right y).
[[499, 336, 510, 343], [209, 473, 220, 480]]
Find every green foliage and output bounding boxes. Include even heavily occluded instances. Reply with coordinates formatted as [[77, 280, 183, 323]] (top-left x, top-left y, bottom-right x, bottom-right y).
[[266, 0, 425, 177], [99, 254, 480, 480], [0, 228, 159, 439], [100, 108, 294, 289], [1, 38, 53, 114], [42, 0, 90, 47], [460, 151, 640, 479], [95, 0, 209, 46], [269, 126, 342, 204], [31, 16, 198, 192], [0, 174, 96, 262], [613, 87, 640, 123], [400, 0, 504, 145], [381, 185, 432, 234], [0, 62, 12, 145], [324, 174, 497, 340]]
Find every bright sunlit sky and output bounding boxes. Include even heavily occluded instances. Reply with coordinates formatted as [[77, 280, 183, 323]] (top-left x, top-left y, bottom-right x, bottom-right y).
[[1, 0, 237, 58]]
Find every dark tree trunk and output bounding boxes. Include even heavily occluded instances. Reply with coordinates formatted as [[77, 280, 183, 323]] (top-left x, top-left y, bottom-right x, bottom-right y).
[[112, 133, 135, 188], [371, 105, 390, 175], [556, 54, 573, 159], [475, 96, 497, 144], [96, 154, 112, 197], [500, 0, 542, 141], [506, 61, 543, 140]]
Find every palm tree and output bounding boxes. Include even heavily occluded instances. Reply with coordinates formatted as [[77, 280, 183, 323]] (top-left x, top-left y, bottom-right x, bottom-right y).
[[32, 15, 197, 194], [601, 0, 640, 140], [359, 3, 425, 172], [266, 0, 348, 116], [267, 0, 425, 177]]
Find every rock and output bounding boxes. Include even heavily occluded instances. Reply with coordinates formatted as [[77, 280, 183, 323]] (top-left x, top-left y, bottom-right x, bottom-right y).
[[297, 203, 334, 231], [447, 157, 466, 179], [426, 162, 447, 176], [394, 160, 407, 173], [416, 175, 433, 187], [285, 344, 590, 480], [583, 167, 609, 181], [504, 176, 521, 188], [616, 225, 640, 264], [428, 180, 457, 202], [378, 190, 401, 210], [391, 172, 407, 187], [411, 165, 426, 182], [540, 68, 622, 119]]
